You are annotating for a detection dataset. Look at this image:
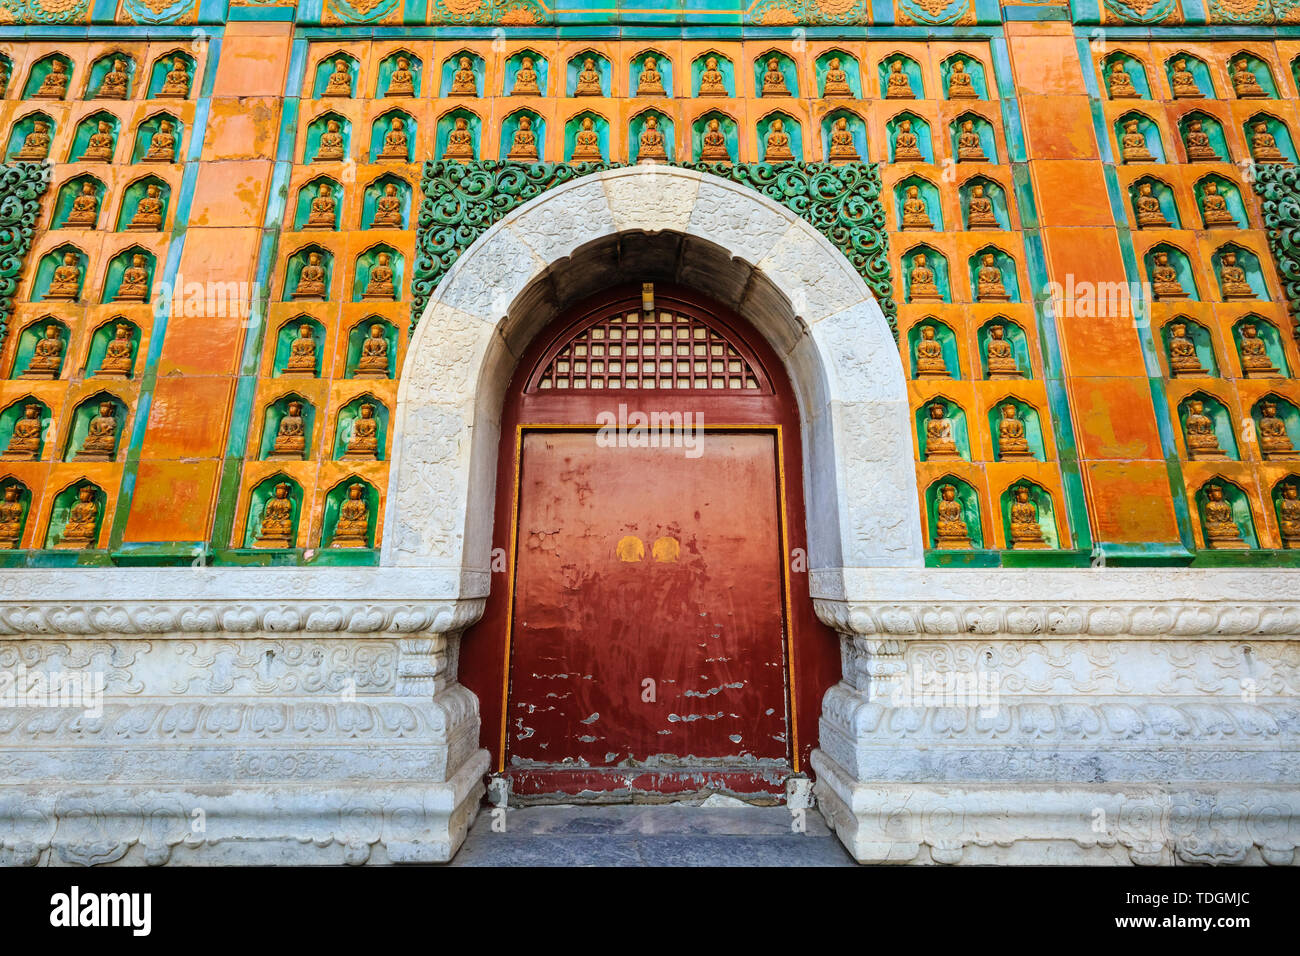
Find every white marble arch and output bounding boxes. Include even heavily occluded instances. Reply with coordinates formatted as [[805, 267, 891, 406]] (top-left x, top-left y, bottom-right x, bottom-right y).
[[382, 164, 923, 587]]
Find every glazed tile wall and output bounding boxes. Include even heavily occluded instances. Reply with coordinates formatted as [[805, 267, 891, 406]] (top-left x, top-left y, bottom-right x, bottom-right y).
[[2, 16, 1297, 565]]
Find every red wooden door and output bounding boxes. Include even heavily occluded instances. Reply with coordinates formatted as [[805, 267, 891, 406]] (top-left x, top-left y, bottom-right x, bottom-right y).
[[507, 429, 790, 794], [457, 283, 841, 801]]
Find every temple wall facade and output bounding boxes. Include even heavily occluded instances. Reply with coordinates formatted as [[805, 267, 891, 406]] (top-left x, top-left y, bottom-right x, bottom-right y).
[[0, 0, 1296, 865]]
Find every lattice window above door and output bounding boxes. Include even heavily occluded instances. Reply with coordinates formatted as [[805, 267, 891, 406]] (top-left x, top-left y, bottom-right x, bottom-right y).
[[531, 306, 766, 391]]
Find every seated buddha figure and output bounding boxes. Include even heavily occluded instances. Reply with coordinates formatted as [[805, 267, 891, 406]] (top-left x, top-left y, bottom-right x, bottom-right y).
[[386, 57, 415, 97], [1107, 61, 1138, 99], [34, 61, 68, 99], [1150, 251, 1188, 299], [159, 57, 191, 98], [574, 58, 603, 96], [1119, 119, 1153, 163], [1217, 252, 1255, 299], [1009, 486, 1047, 549], [1182, 119, 1220, 162], [317, 120, 344, 161], [764, 118, 794, 162], [924, 402, 959, 459], [762, 58, 790, 97], [1279, 483, 1300, 548], [372, 183, 403, 228], [377, 117, 408, 161], [305, 184, 337, 230], [948, 59, 978, 99], [362, 252, 396, 300], [913, 325, 947, 378], [957, 119, 988, 162], [115, 254, 150, 302], [885, 59, 914, 99], [638, 116, 667, 162], [901, 185, 933, 230], [512, 56, 540, 95], [699, 118, 729, 162], [1201, 484, 1246, 548], [976, 253, 1009, 301], [97, 323, 135, 377], [636, 56, 666, 96], [270, 402, 306, 459], [330, 483, 371, 548], [323, 59, 353, 97], [997, 404, 1031, 459], [571, 116, 602, 162], [59, 487, 100, 548], [827, 117, 860, 164], [1199, 182, 1237, 228], [1134, 182, 1170, 228], [0, 485, 24, 549], [23, 324, 64, 379], [126, 184, 165, 232], [46, 253, 83, 301], [283, 323, 318, 376], [355, 324, 391, 378], [76, 401, 119, 462], [893, 118, 924, 162], [1166, 322, 1207, 376], [255, 483, 294, 547], [507, 115, 539, 162], [1257, 401, 1294, 459], [143, 119, 176, 162], [343, 403, 379, 460], [1, 404, 43, 460], [1250, 122, 1287, 163], [65, 183, 100, 229], [98, 59, 129, 99], [443, 117, 474, 161], [1232, 59, 1266, 98], [909, 253, 942, 301], [293, 252, 327, 300], [14, 121, 51, 161], [1184, 399, 1226, 459], [985, 324, 1022, 379], [1170, 58, 1203, 98], [450, 56, 477, 96], [934, 484, 972, 549], [822, 57, 851, 98], [1238, 322, 1279, 376], [83, 120, 116, 162], [698, 57, 727, 97]]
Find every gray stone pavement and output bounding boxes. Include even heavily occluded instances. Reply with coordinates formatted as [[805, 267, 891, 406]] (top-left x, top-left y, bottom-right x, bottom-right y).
[[445, 800, 858, 866]]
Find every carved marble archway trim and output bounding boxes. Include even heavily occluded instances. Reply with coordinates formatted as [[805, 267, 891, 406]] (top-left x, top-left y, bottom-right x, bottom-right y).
[[385, 164, 923, 583]]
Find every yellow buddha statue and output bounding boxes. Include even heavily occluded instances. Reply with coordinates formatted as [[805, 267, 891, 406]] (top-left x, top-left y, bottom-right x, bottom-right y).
[[924, 402, 960, 459], [159, 57, 191, 98], [827, 116, 859, 164], [387, 57, 415, 97], [885, 59, 914, 99], [342, 404, 379, 460], [956, 119, 988, 161], [1107, 61, 1138, 99], [255, 483, 295, 547], [1250, 122, 1287, 163], [1182, 119, 1220, 162], [637, 115, 667, 162], [1119, 119, 1153, 163], [283, 323, 318, 376], [46, 253, 83, 301], [1150, 251, 1188, 299], [443, 116, 474, 161], [1, 405, 43, 461], [330, 483, 371, 547], [97, 58, 129, 99], [65, 183, 100, 229], [1170, 58, 1203, 99], [893, 118, 923, 161], [305, 184, 336, 230], [761, 57, 790, 96], [512, 56, 540, 95], [377, 117, 408, 161], [449, 56, 477, 96], [126, 185, 165, 232], [900, 185, 932, 229], [323, 59, 353, 97], [913, 326, 947, 377], [97, 323, 135, 378], [1217, 252, 1255, 299], [1279, 484, 1300, 548], [976, 253, 1010, 301], [909, 253, 942, 301], [372, 183, 403, 227], [948, 59, 978, 99], [355, 324, 391, 378], [934, 484, 972, 549], [698, 56, 727, 97], [1184, 399, 1226, 459], [985, 324, 1022, 379], [143, 119, 176, 162], [1257, 401, 1294, 459], [574, 57, 603, 96], [76, 401, 119, 462], [699, 118, 729, 162], [1199, 182, 1237, 228], [33, 60, 68, 99], [293, 252, 327, 300], [1231, 59, 1266, 98], [997, 404, 1031, 459], [636, 56, 666, 96], [362, 252, 396, 300], [507, 115, 539, 162], [571, 116, 602, 161], [1166, 322, 1207, 376], [764, 118, 794, 162], [0, 485, 24, 549], [1201, 484, 1246, 548], [966, 184, 998, 229], [1238, 322, 1279, 377], [59, 487, 100, 548], [82, 120, 116, 162], [14, 121, 51, 161], [316, 119, 344, 161], [115, 254, 150, 302], [1134, 182, 1170, 229], [822, 57, 851, 98], [1009, 486, 1048, 549], [23, 324, 64, 379]]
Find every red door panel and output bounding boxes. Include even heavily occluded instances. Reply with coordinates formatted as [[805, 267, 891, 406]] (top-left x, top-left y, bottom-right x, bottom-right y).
[[507, 430, 790, 793]]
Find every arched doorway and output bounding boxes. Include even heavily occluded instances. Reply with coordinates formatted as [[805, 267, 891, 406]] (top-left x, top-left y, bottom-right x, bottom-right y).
[[459, 283, 839, 800]]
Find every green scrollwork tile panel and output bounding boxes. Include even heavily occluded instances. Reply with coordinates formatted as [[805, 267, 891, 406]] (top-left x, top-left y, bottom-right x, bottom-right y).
[[0, 162, 51, 343], [414, 160, 895, 336], [1252, 164, 1300, 340]]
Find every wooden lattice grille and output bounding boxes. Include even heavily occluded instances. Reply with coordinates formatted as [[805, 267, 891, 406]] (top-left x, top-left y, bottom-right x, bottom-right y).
[[533, 307, 763, 391]]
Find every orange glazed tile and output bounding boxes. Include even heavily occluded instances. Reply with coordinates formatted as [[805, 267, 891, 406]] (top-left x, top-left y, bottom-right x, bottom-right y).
[[1019, 96, 1099, 160], [1084, 460, 1181, 543], [202, 98, 282, 162], [174, 227, 262, 289], [212, 34, 294, 98], [1070, 377, 1165, 461], [140, 377, 235, 461], [1007, 35, 1088, 96], [188, 162, 274, 229], [156, 315, 245, 377], [1030, 161, 1115, 228], [122, 460, 220, 543]]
